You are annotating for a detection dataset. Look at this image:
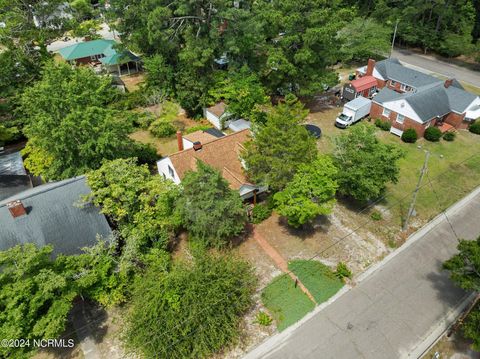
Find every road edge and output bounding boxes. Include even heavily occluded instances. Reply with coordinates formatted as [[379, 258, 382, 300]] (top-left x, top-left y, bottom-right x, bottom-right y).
[[243, 186, 480, 359]]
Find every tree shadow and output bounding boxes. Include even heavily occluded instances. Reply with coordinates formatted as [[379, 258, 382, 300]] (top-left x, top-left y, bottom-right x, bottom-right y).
[[70, 299, 109, 345], [278, 214, 332, 241]]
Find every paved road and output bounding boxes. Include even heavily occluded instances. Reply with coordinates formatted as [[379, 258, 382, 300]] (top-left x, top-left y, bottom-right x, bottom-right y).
[[245, 188, 480, 359], [392, 48, 480, 86]]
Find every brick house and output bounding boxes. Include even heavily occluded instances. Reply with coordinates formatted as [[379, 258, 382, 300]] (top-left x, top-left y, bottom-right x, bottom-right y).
[[356, 59, 480, 137]]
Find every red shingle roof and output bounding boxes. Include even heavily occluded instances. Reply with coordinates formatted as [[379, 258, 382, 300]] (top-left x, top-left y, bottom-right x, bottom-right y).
[[351, 76, 377, 92]]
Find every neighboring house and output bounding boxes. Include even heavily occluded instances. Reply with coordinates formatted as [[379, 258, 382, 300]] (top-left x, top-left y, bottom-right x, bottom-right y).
[[158, 129, 267, 200], [178, 129, 224, 151], [356, 58, 480, 137], [0, 150, 32, 201], [342, 75, 377, 101], [204, 102, 231, 130], [0, 176, 111, 255], [356, 58, 440, 92], [58, 39, 141, 76]]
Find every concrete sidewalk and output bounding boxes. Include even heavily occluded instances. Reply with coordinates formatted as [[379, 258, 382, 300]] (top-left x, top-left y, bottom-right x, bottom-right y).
[[245, 187, 480, 359]]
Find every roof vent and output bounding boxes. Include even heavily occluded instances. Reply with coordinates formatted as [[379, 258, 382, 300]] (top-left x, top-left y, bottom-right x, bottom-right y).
[[193, 141, 203, 151], [7, 200, 27, 218]]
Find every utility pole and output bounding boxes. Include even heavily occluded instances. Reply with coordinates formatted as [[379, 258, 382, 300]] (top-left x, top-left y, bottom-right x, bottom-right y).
[[390, 19, 399, 58], [403, 150, 430, 231]]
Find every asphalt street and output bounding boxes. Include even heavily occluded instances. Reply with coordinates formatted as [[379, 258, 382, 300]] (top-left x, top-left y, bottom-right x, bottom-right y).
[[245, 187, 480, 359], [391, 48, 480, 87]]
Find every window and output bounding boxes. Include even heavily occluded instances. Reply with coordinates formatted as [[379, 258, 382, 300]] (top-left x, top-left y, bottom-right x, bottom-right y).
[[390, 80, 397, 86], [396, 114, 405, 124], [400, 83, 407, 91], [168, 165, 175, 178], [382, 108, 391, 118]]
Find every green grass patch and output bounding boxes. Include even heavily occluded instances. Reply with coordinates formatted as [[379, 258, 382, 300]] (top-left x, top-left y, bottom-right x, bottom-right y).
[[261, 275, 315, 331], [288, 260, 344, 303]]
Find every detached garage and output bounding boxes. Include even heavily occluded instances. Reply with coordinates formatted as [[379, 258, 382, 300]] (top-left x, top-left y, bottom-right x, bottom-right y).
[[342, 76, 377, 101]]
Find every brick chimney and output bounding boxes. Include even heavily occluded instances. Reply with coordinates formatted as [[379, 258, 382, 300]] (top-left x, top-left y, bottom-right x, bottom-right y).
[[7, 200, 27, 218], [176, 131, 184, 151], [366, 59, 376, 76], [444, 79, 453, 88], [193, 141, 203, 151]]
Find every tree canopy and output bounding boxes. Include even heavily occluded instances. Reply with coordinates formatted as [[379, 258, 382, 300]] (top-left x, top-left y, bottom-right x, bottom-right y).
[[274, 156, 338, 228], [176, 161, 247, 248], [85, 158, 181, 257], [444, 237, 480, 350], [124, 252, 256, 359], [332, 124, 404, 202], [20, 63, 143, 180], [241, 95, 318, 192]]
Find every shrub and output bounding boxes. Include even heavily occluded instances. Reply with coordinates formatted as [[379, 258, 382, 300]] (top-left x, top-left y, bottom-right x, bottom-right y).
[[443, 131, 456, 141], [469, 121, 480, 135], [370, 211, 382, 221], [256, 311, 273, 326], [401, 128, 417, 143], [149, 119, 176, 138], [374, 119, 391, 131], [251, 203, 273, 224], [335, 262, 352, 281], [185, 124, 214, 134], [424, 127, 442, 141]]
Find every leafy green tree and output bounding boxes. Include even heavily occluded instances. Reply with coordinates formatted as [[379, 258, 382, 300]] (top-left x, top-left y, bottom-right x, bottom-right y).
[[85, 158, 181, 253], [250, 0, 352, 95], [20, 63, 139, 180], [0, 245, 77, 358], [210, 66, 268, 119], [274, 156, 338, 227], [443, 237, 480, 350], [332, 124, 404, 202], [176, 161, 246, 248], [242, 95, 317, 191], [124, 252, 256, 359], [143, 54, 175, 94], [337, 18, 392, 61]]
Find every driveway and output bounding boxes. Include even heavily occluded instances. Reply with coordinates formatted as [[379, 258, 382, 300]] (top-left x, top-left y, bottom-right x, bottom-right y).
[[244, 187, 480, 359], [391, 48, 480, 86]]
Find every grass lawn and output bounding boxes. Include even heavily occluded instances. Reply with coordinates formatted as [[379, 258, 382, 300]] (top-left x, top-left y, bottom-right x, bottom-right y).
[[378, 130, 480, 225], [288, 260, 344, 304], [261, 275, 315, 332], [129, 130, 178, 156]]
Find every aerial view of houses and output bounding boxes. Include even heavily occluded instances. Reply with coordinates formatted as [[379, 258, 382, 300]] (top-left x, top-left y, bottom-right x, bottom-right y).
[[1, 1, 480, 359]]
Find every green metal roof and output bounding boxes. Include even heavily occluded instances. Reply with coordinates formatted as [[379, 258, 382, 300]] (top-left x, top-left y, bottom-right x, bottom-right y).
[[100, 51, 140, 66], [58, 39, 117, 61]]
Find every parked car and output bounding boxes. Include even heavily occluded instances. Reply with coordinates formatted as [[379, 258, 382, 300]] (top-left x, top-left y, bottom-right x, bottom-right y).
[[335, 96, 372, 129]]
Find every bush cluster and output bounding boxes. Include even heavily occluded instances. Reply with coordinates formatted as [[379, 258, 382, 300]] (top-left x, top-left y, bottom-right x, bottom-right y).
[[256, 311, 273, 326], [370, 211, 382, 221], [375, 119, 391, 131], [424, 127, 442, 142], [443, 131, 456, 141], [251, 203, 273, 224], [149, 119, 176, 138], [401, 128, 417, 143], [335, 262, 352, 281], [469, 121, 480, 135]]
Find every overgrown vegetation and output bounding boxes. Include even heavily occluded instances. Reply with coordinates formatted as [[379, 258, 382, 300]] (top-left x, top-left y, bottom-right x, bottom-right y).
[[251, 203, 273, 224], [375, 118, 392, 131], [124, 252, 256, 359], [470, 121, 480, 135]]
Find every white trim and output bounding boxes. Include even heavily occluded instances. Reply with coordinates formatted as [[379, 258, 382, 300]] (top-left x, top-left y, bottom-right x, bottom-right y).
[[382, 108, 391, 117], [396, 113, 405, 124]]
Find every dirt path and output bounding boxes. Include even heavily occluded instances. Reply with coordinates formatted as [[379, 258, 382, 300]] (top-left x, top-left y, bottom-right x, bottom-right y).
[[251, 225, 317, 304]]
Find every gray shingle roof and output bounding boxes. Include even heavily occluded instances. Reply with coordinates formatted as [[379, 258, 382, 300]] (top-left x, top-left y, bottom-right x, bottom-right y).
[[0, 176, 111, 255], [0, 175, 32, 201], [375, 59, 441, 88], [374, 81, 479, 123]]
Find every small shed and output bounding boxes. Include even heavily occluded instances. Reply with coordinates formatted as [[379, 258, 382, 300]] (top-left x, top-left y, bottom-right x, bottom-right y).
[[204, 102, 231, 130], [342, 75, 377, 101]]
